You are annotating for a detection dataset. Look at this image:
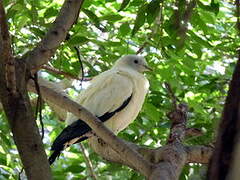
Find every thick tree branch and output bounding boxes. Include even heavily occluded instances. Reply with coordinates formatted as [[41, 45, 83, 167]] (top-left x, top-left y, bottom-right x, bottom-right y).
[[0, 64, 52, 180], [0, 1, 16, 95], [186, 145, 213, 164], [0, 2, 52, 180], [27, 78, 213, 179], [31, 77, 77, 120], [208, 53, 240, 180], [149, 102, 189, 180], [225, 2, 240, 180], [207, 1, 240, 178], [24, 0, 84, 70], [27, 80, 153, 177], [89, 137, 212, 175], [150, 143, 187, 180], [149, 83, 207, 180]]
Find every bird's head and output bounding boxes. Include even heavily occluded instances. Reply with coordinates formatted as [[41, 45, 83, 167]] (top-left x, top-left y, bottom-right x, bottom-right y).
[[114, 55, 152, 73]]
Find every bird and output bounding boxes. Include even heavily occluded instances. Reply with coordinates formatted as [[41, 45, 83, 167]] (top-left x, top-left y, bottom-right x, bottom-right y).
[[49, 55, 151, 165]]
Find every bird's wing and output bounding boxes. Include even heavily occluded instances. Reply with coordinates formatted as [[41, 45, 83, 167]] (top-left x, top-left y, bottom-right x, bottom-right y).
[[66, 69, 134, 124]]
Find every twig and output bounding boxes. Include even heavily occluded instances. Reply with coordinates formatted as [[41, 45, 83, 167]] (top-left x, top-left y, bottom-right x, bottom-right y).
[[0, 1, 17, 95], [173, 0, 196, 48], [42, 65, 91, 81], [79, 143, 98, 180], [164, 82, 178, 109], [136, 6, 162, 55], [185, 128, 203, 137], [18, 167, 24, 180], [73, 46, 85, 87], [33, 73, 44, 140], [136, 42, 148, 55]]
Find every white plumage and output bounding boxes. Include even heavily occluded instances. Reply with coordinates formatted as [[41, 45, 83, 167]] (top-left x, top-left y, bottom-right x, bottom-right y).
[[49, 55, 151, 164], [66, 55, 150, 133]]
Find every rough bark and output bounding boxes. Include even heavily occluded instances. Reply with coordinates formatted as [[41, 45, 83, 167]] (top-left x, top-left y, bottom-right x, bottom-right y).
[[0, 62, 52, 180], [0, 0, 84, 179], [207, 1, 240, 179], [0, 0, 16, 95], [208, 51, 240, 180], [0, 1, 52, 179]]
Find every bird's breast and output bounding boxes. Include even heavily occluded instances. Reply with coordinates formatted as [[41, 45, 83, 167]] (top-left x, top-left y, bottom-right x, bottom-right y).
[[104, 74, 149, 134]]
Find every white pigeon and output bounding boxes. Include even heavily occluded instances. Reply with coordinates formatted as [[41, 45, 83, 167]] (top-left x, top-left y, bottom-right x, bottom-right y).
[[49, 55, 151, 164]]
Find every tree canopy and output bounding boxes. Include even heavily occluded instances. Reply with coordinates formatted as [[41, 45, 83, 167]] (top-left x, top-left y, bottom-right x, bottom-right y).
[[0, 0, 239, 179]]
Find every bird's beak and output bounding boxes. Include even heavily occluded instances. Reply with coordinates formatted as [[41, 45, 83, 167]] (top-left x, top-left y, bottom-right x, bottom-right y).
[[143, 65, 153, 72]]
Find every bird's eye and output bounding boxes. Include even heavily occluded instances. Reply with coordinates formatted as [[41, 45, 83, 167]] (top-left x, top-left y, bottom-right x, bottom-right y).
[[134, 60, 138, 64]]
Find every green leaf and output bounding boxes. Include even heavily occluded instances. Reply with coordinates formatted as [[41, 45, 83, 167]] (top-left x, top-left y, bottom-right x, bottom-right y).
[[101, 14, 123, 21], [191, 42, 202, 58], [146, 0, 161, 25], [31, 27, 45, 37], [0, 132, 11, 147], [197, 0, 219, 15], [17, 16, 29, 30], [82, 8, 102, 30], [143, 103, 160, 121], [118, 0, 131, 11], [199, 10, 216, 24], [67, 35, 90, 46], [188, 31, 212, 48], [210, 0, 220, 15], [106, 41, 122, 46], [65, 165, 85, 173], [119, 23, 131, 35], [131, 5, 147, 36], [44, 7, 58, 18]]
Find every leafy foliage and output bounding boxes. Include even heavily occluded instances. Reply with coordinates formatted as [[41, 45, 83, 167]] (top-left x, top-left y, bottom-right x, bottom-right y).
[[0, 0, 238, 179]]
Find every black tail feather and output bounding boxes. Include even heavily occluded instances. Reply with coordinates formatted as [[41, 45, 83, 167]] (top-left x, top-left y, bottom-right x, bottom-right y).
[[49, 135, 89, 165], [48, 94, 133, 164], [49, 150, 61, 165], [50, 120, 91, 152]]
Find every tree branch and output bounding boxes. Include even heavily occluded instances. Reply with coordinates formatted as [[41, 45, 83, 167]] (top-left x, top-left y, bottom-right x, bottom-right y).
[[208, 53, 240, 180], [186, 145, 213, 164], [0, 2, 52, 180], [79, 143, 98, 180], [207, 1, 240, 178], [173, 0, 196, 48], [149, 84, 203, 180], [27, 77, 213, 179], [149, 102, 189, 180], [41, 65, 92, 81], [24, 0, 84, 70], [42, 65, 80, 80], [0, 1, 16, 95], [27, 80, 153, 177]]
